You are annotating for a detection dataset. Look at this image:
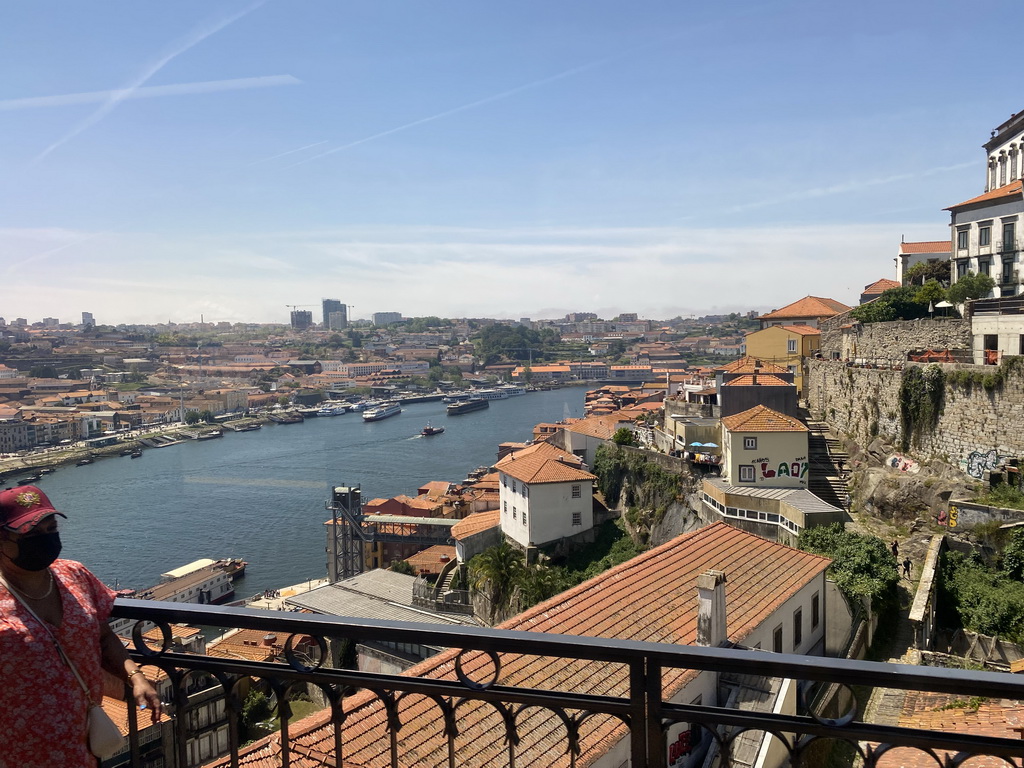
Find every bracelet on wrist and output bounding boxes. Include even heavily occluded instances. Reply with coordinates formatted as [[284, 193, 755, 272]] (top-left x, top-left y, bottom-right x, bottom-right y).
[[128, 669, 147, 682]]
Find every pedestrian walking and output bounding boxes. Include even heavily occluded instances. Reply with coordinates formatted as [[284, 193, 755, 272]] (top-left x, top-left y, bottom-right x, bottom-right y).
[[891, 540, 899, 559], [902, 557, 912, 579]]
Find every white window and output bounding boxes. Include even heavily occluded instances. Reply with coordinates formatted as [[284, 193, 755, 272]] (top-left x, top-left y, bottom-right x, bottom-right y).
[[787, 339, 797, 353], [571, 484, 581, 498], [980, 225, 991, 247], [743, 436, 757, 450], [572, 511, 582, 526], [739, 465, 755, 483]]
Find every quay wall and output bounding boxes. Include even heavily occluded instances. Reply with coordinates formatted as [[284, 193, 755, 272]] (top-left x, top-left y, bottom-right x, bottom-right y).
[[806, 359, 1024, 478], [819, 315, 971, 362]]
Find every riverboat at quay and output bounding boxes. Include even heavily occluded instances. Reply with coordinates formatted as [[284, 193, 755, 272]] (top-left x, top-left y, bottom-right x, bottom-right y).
[[362, 402, 402, 421], [474, 389, 509, 400], [446, 397, 489, 415]]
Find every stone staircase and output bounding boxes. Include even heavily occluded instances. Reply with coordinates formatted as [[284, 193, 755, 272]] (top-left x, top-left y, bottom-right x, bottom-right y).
[[804, 417, 850, 511]]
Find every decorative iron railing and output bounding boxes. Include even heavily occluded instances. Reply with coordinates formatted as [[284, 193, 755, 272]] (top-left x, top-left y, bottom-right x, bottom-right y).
[[113, 599, 1024, 768]]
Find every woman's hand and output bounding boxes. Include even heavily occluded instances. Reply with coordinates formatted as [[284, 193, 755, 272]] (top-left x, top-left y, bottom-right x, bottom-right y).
[[131, 675, 163, 722]]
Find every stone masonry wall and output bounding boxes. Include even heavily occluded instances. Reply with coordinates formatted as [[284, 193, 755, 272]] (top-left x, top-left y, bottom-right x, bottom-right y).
[[818, 315, 971, 362], [807, 359, 1024, 479]]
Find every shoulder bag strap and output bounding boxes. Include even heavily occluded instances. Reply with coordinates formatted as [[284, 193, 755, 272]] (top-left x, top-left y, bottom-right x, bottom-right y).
[[0, 572, 96, 704]]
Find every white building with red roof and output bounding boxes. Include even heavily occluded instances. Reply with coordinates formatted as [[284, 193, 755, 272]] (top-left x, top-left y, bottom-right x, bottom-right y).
[[897, 239, 952, 284], [495, 442, 597, 549]]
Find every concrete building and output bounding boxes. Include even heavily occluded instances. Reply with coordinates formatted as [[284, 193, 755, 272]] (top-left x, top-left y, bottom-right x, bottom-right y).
[[290, 310, 313, 330], [322, 299, 347, 329], [897, 240, 952, 284], [946, 110, 1024, 297], [372, 312, 403, 327]]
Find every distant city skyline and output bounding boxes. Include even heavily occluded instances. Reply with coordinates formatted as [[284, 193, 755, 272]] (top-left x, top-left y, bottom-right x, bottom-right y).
[[2, 1, 1019, 324]]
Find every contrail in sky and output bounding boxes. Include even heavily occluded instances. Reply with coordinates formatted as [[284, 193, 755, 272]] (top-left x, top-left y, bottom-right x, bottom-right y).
[[32, 0, 270, 163], [1, 76, 299, 111], [247, 140, 329, 166], [288, 58, 613, 168]]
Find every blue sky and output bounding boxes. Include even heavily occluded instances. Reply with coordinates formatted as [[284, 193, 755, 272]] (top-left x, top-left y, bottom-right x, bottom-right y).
[[1, 0, 1020, 325]]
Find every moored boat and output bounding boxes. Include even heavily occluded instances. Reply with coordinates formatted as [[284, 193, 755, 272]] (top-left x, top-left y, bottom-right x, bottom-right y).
[[446, 397, 489, 415], [76, 457, 94, 466], [362, 402, 402, 421]]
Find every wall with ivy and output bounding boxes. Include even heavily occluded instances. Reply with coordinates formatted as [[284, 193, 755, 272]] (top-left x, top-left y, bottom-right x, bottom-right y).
[[807, 358, 1024, 474]]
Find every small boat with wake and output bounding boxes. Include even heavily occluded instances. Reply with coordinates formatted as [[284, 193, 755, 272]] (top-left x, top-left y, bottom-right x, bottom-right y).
[[421, 422, 445, 436]]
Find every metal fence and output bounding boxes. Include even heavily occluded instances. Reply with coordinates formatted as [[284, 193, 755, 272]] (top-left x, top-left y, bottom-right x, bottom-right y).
[[113, 599, 1024, 768]]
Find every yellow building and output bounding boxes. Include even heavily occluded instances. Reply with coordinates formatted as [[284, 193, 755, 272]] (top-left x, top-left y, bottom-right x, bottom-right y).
[[720, 404, 808, 489], [743, 324, 820, 396]]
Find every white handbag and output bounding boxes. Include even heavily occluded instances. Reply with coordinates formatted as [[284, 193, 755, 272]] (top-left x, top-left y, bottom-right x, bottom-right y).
[[0, 574, 126, 758]]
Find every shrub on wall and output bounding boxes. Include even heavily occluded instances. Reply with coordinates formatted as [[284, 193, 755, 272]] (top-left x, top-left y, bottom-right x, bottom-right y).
[[898, 364, 945, 450]]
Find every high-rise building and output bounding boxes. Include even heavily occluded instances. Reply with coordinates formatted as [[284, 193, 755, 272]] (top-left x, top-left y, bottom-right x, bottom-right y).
[[42, 317, 59, 328], [82, 311, 95, 326], [372, 312, 403, 327], [322, 299, 347, 329], [291, 310, 313, 330]]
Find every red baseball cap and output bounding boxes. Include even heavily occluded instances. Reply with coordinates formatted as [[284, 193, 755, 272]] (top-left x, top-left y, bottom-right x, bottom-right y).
[[0, 485, 66, 534]]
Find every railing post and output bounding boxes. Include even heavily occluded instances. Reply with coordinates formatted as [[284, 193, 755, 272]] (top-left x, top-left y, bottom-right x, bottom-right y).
[[630, 659, 649, 767], [645, 659, 665, 768]]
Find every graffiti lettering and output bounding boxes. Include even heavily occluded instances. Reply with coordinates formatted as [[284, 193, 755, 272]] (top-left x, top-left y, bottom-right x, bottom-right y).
[[964, 449, 1000, 480], [948, 505, 959, 528], [886, 454, 920, 474]]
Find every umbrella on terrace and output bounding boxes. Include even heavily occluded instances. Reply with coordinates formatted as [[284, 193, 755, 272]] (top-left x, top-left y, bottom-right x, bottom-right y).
[[689, 441, 704, 447], [703, 442, 719, 448]]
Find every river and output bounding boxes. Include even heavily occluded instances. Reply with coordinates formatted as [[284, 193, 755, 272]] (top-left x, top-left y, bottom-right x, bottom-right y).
[[37, 386, 589, 599]]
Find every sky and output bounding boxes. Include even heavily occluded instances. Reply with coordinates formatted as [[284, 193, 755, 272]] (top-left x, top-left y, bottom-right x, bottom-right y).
[[2, 0, 1021, 326]]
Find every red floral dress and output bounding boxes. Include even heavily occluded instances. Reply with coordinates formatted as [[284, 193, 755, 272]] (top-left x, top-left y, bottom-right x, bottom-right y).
[[0, 559, 116, 768]]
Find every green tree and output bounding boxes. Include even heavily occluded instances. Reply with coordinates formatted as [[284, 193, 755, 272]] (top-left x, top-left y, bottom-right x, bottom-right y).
[[904, 260, 952, 287], [29, 365, 59, 379], [947, 272, 996, 304], [1003, 528, 1024, 581], [914, 279, 947, 307], [798, 524, 898, 608], [390, 560, 415, 575], [239, 689, 273, 741], [611, 427, 636, 446], [469, 543, 525, 623], [198, 410, 216, 423], [850, 286, 929, 323], [277, 395, 291, 406], [184, 410, 201, 425]]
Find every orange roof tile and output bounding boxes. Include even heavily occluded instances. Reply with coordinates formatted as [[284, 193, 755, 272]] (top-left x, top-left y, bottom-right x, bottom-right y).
[[778, 325, 821, 336], [945, 179, 1024, 211], [219, 522, 831, 768], [862, 278, 900, 295], [718, 356, 790, 375], [723, 374, 792, 387], [721, 404, 807, 433], [899, 240, 951, 254], [450, 510, 501, 539], [405, 545, 456, 571], [760, 296, 851, 320], [496, 442, 597, 485]]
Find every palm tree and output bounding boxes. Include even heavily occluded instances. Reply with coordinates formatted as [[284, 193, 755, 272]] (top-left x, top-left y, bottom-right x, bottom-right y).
[[469, 543, 524, 624]]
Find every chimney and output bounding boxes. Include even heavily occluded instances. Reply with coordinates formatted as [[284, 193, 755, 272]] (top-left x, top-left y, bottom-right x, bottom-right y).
[[696, 570, 727, 647], [262, 633, 278, 647], [752, 372, 757, 386]]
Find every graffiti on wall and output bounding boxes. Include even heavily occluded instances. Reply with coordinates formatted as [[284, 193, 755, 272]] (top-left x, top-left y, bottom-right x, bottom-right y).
[[887, 454, 920, 474], [963, 449, 1002, 480], [753, 456, 808, 483]]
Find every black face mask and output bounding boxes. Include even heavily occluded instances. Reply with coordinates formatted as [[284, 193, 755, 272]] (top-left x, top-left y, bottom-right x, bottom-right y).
[[11, 531, 62, 571]]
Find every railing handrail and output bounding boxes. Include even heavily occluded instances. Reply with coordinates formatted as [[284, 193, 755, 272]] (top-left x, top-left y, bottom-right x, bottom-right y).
[[115, 599, 1024, 699]]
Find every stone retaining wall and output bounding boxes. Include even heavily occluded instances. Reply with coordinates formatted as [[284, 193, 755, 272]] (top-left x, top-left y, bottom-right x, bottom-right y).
[[807, 359, 1024, 477], [818, 315, 971, 362]]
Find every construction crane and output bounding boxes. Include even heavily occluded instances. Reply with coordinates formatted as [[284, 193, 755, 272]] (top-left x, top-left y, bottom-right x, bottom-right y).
[[286, 304, 316, 312]]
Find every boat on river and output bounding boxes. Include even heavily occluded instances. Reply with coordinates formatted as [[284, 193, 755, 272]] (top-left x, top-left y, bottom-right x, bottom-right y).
[[362, 402, 402, 421], [317, 402, 349, 416], [446, 397, 489, 415], [421, 422, 445, 436], [268, 412, 304, 424]]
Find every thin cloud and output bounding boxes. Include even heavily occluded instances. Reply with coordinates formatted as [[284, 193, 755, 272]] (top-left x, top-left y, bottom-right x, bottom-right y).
[[288, 58, 613, 168], [33, 0, 269, 163], [727, 160, 976, 214], [0, 75, 299, 111]]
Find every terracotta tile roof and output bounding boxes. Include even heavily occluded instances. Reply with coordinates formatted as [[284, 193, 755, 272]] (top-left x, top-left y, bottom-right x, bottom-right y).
[[899, 240, 951, 254], [721, 404, 807, 433], [723, 374, 791, 387], [874, 690, 1024, 767], [565, 414, 624, 440], [450, 510, 501, 540], [496, 441, 597, 485], [778, 325, 821, 336], [405, 545, 456, 572], [945, 179, 1024, 211], [218, 522, 831, 768], [759, 296, 851, 320], [101, 695, 171, 736], [862, 278, 901, 295], [718, 356, 790, 375]]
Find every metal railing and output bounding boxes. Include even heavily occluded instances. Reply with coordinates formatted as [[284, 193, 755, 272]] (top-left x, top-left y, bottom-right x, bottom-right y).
[[113, 599, 1024, 768]]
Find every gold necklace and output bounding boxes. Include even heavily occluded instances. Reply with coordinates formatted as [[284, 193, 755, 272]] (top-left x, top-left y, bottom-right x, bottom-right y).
[[8, 569, 53, 601]]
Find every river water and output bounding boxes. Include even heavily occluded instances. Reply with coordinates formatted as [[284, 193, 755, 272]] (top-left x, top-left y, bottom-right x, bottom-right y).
[[38, 386, 589, 599]]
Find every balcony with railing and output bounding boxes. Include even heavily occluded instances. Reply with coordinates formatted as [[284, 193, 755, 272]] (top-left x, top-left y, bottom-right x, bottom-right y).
[[111, 599, 1024, 768]]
